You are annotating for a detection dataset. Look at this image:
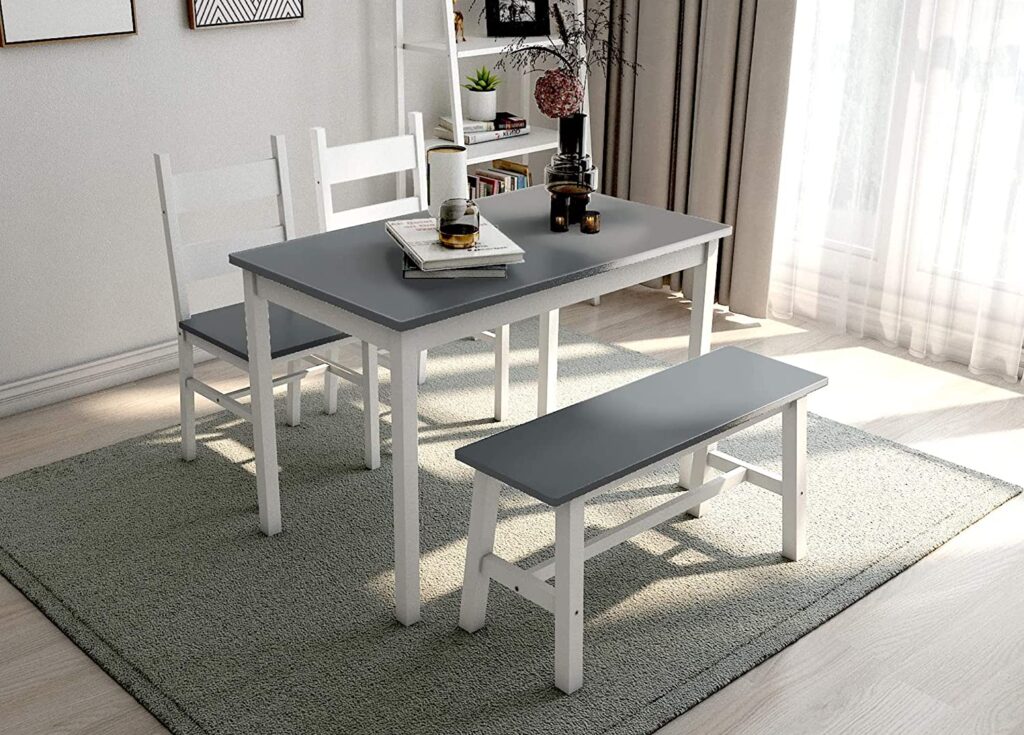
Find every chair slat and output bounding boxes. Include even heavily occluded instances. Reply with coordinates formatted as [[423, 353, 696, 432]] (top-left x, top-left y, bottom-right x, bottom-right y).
[[182, 225, 286, 282], [326, 197, 422, 231], [324, 135, 418, 184], [174, 158, 281, 213]]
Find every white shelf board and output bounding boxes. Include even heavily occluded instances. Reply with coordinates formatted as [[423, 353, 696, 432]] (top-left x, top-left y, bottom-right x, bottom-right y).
[[425, 126, 559, 165], [404, 35, 564, 59]]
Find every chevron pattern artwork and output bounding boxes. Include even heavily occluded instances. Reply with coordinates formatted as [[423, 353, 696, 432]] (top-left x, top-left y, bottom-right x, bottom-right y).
[[188, 0, 303, 29]]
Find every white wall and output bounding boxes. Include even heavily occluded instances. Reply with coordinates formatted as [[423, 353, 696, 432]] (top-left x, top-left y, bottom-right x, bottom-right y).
[[0, 3, 444, 396]]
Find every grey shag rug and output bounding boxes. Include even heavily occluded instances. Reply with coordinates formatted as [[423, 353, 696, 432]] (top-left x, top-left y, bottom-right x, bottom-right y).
[[0, 321, 1018, 735]]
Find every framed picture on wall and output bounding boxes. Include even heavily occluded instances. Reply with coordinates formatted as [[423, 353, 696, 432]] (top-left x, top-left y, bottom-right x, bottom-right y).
[[0, 0, 136, 47], [485, 0, 550, 37], [188, 0, 303, 30]]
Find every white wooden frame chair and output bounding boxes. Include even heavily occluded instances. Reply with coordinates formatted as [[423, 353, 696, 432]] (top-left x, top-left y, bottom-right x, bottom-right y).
[[311, 112, 511, 417], [155, 136, 381, 470]]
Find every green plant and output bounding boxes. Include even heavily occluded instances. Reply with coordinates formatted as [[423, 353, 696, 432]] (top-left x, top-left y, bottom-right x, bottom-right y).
[[463, 66, 501, 92]]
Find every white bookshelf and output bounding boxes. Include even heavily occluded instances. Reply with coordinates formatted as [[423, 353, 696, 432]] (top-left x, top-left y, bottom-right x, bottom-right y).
[[394, 0, 590, 169]]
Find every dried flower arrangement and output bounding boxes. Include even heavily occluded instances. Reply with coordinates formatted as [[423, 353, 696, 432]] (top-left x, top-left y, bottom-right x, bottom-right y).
[[473, 0, 640, 118]]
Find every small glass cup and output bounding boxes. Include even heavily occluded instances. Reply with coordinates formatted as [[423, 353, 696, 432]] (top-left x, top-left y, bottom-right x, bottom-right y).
[[581, 210, 601, 234], [438, 198, 480, 249]]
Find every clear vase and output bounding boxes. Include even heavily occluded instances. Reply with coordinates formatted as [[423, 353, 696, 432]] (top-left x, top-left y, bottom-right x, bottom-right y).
[[545, 113, 598, 225]]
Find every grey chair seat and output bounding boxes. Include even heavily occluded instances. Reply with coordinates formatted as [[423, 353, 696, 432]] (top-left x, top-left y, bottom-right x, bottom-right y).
[[179, 302, 347, 362]]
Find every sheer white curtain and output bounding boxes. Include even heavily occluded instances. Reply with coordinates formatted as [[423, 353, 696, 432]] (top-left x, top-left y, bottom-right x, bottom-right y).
[[769, 0, 1024, 382]]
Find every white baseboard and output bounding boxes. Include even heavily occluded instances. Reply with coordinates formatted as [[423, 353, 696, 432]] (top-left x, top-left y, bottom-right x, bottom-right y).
[[0, 340, 209, 418]]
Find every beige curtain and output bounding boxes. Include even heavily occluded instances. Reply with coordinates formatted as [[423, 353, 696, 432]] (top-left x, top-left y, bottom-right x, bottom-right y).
[[593, 0, 796, 318]]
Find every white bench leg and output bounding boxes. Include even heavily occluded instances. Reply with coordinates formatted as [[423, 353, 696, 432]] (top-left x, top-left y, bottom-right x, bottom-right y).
[[677, 447, 711, 518], [459, 471, 501, 633], [782, 397, 808, 561], [554, 498, 585, 694], [418, 349, 428, 385], [177, 334, 196, 461], [362, 342, 380, 470], [285, 359, 302, 427], [324, 347, 339, 415], [494, 324, 510, 421]]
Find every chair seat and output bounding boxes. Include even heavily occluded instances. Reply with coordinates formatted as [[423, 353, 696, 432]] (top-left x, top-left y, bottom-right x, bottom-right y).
[[180, 303, 347, 362]]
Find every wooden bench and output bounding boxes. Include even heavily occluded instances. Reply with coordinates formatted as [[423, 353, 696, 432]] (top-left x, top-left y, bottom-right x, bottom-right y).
[[454, 347, 828, 694]]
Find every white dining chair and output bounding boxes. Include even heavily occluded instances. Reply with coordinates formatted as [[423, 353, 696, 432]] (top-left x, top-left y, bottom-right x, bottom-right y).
[[155, 136, 381, 469], [311, 112, 511, 418]]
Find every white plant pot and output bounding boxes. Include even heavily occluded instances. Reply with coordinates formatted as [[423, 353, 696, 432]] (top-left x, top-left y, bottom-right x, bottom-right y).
[[465, 90, 497, 122]]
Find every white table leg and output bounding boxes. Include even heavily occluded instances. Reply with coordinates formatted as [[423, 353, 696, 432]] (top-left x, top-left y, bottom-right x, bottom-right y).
[[539, 309, 559, 416], [494, 324, 510, 421], [554, 497, 585, 694], [682, 241, 719, 514], [362, 341, 380, 470], [391, 336, 421, 625], [689, 239, 718, 360], [782, 397, 808, 561], [243, 273, 282, 536]]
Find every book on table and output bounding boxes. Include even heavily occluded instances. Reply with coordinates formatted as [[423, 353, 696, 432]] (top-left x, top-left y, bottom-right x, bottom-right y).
[[401, 255, 507, 279], [386, 216, 524, 272]]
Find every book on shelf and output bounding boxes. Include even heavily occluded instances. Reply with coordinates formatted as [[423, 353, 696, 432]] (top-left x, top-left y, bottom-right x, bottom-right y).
[[492, 159, 533, 186], [401, 255, 507, 279], [386, 216, 524, 272], [433, 125, 531, 146], [438, 113, 527, 133], [468, 161, 530, 199]]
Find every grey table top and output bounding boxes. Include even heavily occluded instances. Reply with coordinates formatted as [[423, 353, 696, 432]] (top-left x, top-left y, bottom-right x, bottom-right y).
[[229, 187, 731, 332], [455, 347, 828, 506]]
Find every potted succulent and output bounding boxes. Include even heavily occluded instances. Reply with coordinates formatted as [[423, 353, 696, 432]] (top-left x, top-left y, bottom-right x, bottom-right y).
[[463, 66, 501, 122]]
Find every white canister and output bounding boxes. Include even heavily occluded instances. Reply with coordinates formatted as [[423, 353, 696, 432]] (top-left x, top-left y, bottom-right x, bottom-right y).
[[427, 145, 469, 219]]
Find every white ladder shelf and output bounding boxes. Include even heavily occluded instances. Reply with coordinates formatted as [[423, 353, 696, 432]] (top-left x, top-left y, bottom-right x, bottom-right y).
[[394, 0, 591, 167]]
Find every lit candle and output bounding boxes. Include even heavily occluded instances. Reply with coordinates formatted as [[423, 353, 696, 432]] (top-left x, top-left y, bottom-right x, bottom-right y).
[[550, 194, 570, 232], [581, 210, 601, 234]]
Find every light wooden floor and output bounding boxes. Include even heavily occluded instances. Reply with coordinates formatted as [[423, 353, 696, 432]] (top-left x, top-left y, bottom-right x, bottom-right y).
[[1, 286, 1022, 735]]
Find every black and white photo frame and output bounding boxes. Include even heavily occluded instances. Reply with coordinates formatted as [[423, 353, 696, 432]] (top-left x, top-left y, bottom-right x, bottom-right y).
[[485, 0, 550, 38], [188, 0, 303, 30]]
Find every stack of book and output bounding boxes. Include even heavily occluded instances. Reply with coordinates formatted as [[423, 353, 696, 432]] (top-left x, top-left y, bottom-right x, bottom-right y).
[[434, 113, 529, 146], [386, 217, 525, 280], [469, 159, 531, 198]]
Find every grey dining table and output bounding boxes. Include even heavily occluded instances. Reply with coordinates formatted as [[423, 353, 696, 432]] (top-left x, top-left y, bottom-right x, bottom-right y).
[[229, 186, 731, 625]]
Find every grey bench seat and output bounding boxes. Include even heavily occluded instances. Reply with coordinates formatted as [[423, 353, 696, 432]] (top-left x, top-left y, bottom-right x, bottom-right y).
[[456, 347, 827, 694], [455, 346, 827, 506]]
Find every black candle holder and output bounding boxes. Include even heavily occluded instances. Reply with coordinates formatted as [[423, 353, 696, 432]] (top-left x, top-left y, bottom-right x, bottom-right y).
[[581, 210, 601, 234], [568, 192, 590, 225], [550, 194, 570, 232]]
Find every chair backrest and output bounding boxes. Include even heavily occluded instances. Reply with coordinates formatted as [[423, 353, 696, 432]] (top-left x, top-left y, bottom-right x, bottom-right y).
[[311, 111, 428, 232], [154, 136, 295, 322]]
